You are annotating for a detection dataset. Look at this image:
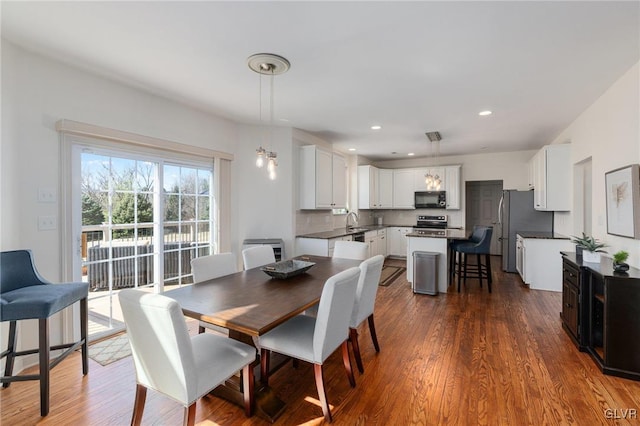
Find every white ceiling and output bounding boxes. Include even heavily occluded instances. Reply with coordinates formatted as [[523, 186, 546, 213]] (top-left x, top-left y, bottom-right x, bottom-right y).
[[2, 1, 639, 160]]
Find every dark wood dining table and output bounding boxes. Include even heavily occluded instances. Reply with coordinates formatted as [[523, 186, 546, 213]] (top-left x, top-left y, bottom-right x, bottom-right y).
[[163, 254, 362, 421]]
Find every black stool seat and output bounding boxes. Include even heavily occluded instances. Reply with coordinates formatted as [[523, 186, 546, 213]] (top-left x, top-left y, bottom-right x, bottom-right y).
[[452, 227, 493, 293], [1, 249, 89, 417]]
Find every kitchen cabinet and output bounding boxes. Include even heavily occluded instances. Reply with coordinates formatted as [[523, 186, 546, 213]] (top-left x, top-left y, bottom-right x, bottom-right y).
[[561, 253, 640, 381], [516, 233, 573, 291], [444, 165, 461, 209], [358, 165, 393, 209], [364, 229, 387, 258], [299, 145, 346, 209], [296, 235, 352, 257], [387, 227, 412, 257], [392, 169, 415, 209], [530, 144, 570, 211]]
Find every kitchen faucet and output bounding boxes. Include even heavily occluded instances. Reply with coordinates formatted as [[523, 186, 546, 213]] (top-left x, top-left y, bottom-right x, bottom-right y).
[[346, 211, 359, 229]]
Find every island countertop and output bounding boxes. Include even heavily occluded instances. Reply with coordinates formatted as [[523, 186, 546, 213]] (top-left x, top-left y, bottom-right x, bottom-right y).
[[297, 224, 410, 240], [406, 228, 468, 240], [516, 231, 570, 240]]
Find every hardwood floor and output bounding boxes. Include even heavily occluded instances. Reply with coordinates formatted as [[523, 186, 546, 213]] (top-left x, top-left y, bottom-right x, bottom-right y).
[[2, 256, 639, 425]]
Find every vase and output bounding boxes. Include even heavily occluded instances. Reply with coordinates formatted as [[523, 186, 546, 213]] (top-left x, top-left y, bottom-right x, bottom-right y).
[[582, 251, 601, 263], [613, 261, 630, 273], [575, 246, 583, 257]]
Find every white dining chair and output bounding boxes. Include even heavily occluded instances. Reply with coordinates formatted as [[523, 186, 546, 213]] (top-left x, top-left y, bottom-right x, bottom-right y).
[[333, 240, 368, 260], [191, 252, 237, 283], [258, 267, 361, 423], [349, 254, 385, 373], [118, 289, 255, 426], [242, 245, 276, 270], [191, 252, 237, 334]]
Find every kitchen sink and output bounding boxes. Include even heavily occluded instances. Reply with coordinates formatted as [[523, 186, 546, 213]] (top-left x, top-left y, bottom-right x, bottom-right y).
[[347, 227, 369, 233]]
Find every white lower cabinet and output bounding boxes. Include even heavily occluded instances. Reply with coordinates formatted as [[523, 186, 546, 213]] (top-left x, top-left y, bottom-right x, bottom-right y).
[[387, 227, 412, 257], [517, 235, 574, 291], [296, 235, 352, 257]]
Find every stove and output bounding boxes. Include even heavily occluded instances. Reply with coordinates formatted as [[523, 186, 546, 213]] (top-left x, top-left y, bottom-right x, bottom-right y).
[[415, 215, 448, 230], [413, 229, 447, 237]]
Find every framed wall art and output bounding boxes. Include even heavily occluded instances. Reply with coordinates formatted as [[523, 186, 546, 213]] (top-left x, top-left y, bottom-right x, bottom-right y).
[[605, 164, 640, 239]]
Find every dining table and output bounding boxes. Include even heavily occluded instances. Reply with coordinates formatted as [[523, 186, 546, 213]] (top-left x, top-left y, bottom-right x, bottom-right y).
[[163, 254, 362, 422]]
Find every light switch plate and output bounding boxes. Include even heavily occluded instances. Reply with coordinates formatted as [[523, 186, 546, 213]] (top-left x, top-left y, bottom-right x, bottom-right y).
[[38, 216, 57, 230], [38, 188, 56, 203]]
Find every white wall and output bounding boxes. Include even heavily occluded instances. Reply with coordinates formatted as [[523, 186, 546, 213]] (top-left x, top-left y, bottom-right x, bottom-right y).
[[0, 41, 295, 369], [551, 61, 640, 267], [234, 124, 295, 261]]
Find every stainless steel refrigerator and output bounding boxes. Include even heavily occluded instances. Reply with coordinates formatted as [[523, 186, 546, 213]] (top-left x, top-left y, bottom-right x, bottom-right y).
[[499, 190, 553, 272]]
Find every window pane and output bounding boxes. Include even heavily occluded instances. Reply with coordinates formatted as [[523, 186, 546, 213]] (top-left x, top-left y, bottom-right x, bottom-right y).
[[164, 194, 180, 222], [196, 223, 210, 243], [197, 196, 210, 220], [111, 158, 136, 191], [135, 193, 154, 224], [181, 195, 196, 221], [164, 165, 180, 193], [135, 161, 155, 191], [197, 170, 211, 195], [181, 168, 197, 194]]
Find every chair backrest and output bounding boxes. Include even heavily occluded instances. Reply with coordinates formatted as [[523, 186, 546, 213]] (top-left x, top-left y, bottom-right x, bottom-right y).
[[350, 255, 385, 328], [191, 252, 237, 283], [242, 246, 276, 270], [0, 249, 48, 293], [469, 225, 485, 243], [332, 241, 368, 260], [460, 226, 494, 254], [313, 267, 360, 362], [118, 289, 196, 405]]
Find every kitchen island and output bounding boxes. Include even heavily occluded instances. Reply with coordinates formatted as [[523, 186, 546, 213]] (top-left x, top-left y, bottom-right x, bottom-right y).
[[406, 228, 468, 293]]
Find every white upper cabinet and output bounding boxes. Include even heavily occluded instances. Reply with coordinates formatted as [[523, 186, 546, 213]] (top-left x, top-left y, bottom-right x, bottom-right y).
[[444, 165, 461, 210], [358, 165, 393, 209], [331, 153, 347, 209], [378, 169, 393, 208], [392, 169, 415, 209], [531, 144, 570, 211], [299, 145, 346, 210]]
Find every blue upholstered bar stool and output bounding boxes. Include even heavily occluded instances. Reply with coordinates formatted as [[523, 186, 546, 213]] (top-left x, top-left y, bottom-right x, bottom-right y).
[[448, 226, 484, 285], [453, 227, 494, 293], [0, 249, 89, 416]]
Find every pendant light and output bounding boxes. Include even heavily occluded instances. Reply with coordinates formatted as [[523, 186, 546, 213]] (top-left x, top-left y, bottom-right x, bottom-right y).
[[424, 131, 442, 190], [248, 53, 290, 180]]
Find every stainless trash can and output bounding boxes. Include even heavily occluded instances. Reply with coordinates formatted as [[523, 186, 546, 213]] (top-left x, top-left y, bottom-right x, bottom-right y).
[[413, 251, 439, 295]]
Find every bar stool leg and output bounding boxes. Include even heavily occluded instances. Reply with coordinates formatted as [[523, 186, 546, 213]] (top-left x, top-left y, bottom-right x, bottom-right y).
[[477, 254, 483, 288], [486, 254, 492, 292], [39, 318, 50, 417]]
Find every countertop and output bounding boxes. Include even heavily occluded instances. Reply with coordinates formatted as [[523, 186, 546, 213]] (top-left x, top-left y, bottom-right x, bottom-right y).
[[297, 225, 393, 240], [516, 231, 570, 240], [406, 228, 468, 240]]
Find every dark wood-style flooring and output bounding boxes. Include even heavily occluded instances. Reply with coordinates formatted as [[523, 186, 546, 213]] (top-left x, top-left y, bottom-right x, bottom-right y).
[[2, 257, 639, 425]]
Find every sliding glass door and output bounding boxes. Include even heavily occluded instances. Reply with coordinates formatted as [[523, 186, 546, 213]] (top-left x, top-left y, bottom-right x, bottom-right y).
[[73, 146, 215, 340]]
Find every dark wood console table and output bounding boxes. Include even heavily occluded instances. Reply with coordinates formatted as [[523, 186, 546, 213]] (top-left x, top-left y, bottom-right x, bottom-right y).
[[561, 252, 640, 381]]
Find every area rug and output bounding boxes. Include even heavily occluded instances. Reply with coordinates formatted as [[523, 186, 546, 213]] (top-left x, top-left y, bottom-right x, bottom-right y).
[[88, 333, 131, 366], [379, 265, 406, 287]]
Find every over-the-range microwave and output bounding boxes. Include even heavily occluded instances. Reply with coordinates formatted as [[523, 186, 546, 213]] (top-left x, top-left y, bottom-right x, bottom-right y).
[[415, 191, 446, 209]]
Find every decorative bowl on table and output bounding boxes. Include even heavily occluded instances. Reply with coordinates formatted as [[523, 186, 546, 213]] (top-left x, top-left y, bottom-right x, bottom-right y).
[[261, 259, 316, 279]]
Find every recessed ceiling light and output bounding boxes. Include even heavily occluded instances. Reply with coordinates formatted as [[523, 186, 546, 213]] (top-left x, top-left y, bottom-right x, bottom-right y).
[[478, 110, 492, 116], [348, 148, 356, 152], [279, 118, 290, 122], [408, 153, 415, 156], [371, 125, 382, 130]]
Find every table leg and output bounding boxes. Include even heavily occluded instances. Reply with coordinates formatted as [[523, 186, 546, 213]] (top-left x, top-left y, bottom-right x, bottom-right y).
[[210, 330, 286, 422]]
